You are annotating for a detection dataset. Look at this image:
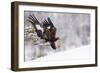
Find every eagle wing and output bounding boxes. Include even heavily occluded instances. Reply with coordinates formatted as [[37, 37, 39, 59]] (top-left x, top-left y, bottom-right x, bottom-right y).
[[42, 17, 59, 49], [27, 14, 43, 39]]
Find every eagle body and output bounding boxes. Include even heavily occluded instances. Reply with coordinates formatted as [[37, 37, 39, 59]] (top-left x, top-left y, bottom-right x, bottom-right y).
[[27, 14, 59, 49]]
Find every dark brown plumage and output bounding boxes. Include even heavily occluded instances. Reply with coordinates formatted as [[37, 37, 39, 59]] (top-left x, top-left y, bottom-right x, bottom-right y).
[[27, 14, 59, 49]]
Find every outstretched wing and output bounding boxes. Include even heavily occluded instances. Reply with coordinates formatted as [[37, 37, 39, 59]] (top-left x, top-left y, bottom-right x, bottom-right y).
[[42, 17, 59, 49], [42, 17, 57, 40], [27, 14, 43, 39], [27, 14, 42, 29], [42, 17, 54, 28]]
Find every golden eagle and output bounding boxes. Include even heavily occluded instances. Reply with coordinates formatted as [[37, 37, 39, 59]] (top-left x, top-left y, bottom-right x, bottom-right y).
[[27, 14, 59, 49]]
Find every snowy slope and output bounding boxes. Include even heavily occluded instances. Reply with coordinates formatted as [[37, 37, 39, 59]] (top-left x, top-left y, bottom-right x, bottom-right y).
[[22, 45, 95, 68], [33, 45, 91, 61]]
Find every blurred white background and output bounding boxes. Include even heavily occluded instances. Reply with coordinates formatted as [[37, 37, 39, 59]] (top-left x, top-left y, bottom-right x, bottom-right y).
[[0, 0, 99, 73]]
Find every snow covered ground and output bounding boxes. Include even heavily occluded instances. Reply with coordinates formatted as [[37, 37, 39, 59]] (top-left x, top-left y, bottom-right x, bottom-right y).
[[22, 45, 95, 68], [32, 45, 92, 61]]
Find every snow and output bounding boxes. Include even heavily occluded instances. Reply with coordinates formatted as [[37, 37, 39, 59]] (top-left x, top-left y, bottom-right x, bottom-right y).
[[23, 45, 95, 68], [29, 45, 92, 62]]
